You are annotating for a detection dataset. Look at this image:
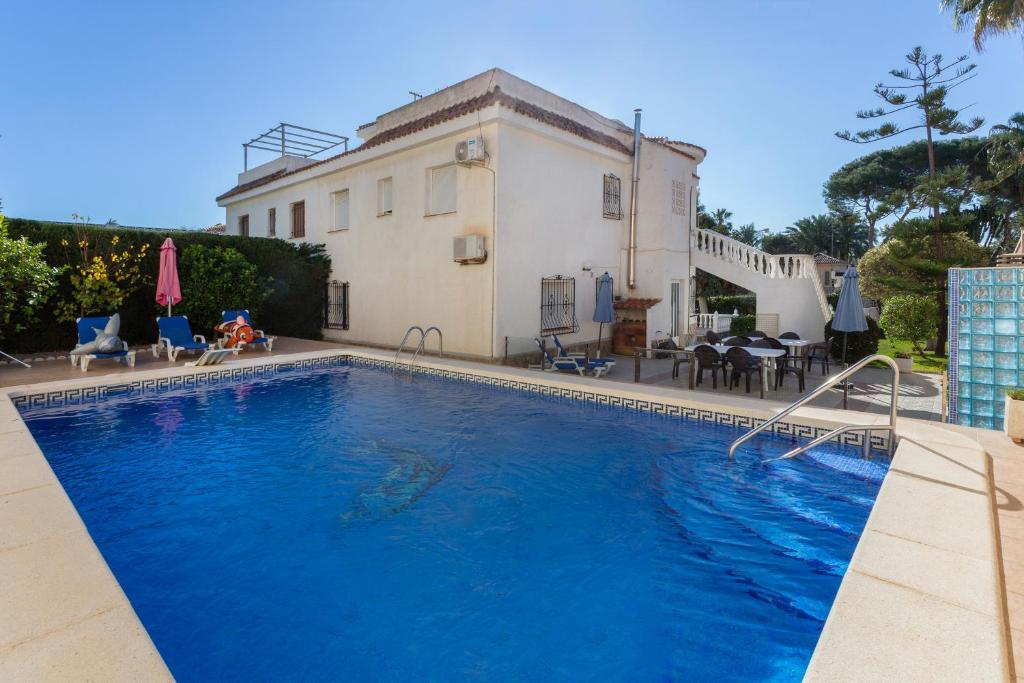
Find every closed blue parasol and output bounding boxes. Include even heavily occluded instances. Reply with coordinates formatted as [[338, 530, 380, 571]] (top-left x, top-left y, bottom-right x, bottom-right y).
[[832, 265, 868, 365], [593, 272, 615, 356]]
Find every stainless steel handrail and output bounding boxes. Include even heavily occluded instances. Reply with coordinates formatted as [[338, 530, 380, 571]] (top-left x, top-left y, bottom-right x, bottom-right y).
[[727, 354, 900, 461], [393, 325, 425, 375], [410, 326, 443, 371]]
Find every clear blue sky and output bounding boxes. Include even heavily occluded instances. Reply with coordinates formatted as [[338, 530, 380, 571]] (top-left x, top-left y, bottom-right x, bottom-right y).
[[2, 0, 1021, 232]]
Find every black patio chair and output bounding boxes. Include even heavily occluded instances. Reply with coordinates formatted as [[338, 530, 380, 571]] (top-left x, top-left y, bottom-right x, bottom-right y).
[[705, 330, 723, 345], [763, 337, 805, 392], [805, 337, 832, 375], [750, 330, 767, 338], [724, 336, 751, 347], [693, 344, 728, 389], [725, 347, 764, 398], [779, 331, 800, 340]]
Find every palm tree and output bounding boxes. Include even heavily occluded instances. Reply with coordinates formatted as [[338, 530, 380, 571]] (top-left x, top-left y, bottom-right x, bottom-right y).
[[783, 214, 870, 260], [942, 0, 1024, 50]]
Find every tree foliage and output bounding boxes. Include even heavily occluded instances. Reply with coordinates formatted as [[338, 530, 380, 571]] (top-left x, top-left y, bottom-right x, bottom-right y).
[[879, 295, 940, 353], [825, 316, 883, 363], [0, 215, 61, 341], [179, 245, 269, 334], [941, 0, 1024, 50], [858, 224, 989, 301]]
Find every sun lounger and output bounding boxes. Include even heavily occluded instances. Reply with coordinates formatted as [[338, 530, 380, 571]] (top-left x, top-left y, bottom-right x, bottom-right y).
[[219, 309, 275, 351], [535, 338, 615, 378], [185, 348, 239, 367], [70, 315, 136, 372], [152, 315, 214, 362], [551, 335, 614, 366]]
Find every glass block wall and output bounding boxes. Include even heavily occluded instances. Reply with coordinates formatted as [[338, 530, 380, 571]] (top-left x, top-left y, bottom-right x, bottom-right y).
[[948, 266, 1024, 430]]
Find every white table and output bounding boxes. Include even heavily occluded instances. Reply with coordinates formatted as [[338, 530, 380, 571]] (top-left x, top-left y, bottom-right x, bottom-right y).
[[684, 343, 787, 397]]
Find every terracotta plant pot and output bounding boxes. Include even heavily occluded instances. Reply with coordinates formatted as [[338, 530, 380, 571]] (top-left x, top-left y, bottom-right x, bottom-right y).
[[1005, 395, 1024, 443]]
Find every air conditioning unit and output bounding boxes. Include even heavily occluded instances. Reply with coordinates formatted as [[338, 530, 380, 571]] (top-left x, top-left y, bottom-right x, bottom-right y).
[[453, 235, 487, 263], [455, 136, 485, 163]]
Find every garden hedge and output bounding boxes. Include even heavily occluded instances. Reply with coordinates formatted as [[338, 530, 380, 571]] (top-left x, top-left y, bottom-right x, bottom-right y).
[[4, 219, 331, 353], [705, 294, 756, 315]]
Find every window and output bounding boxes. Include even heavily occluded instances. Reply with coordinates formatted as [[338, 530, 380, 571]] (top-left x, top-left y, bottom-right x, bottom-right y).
[[291, 201, 305, 238], [603, 174, 622, 219], [427, 165, 456, 215], [378, 177, 393, 216], [238, 214, 249, 237], [540, 276, 579, 335], [331, 190, 350, 231], [267, 207, 276, 237]]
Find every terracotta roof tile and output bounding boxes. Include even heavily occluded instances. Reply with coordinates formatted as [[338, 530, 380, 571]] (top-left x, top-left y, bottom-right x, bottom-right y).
[[614, 298, 661, 310], [217, 86, 633, 202]]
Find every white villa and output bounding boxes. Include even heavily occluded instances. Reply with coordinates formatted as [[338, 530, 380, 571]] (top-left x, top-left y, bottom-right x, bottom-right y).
[[217, 69, 830, 359]]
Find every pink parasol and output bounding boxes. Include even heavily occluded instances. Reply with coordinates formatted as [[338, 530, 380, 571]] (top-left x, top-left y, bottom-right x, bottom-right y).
[[155, 237, 181, 315]]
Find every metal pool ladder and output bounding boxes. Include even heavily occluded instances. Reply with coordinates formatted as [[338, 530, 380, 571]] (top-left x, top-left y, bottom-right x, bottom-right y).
[[393, 325, 443, 375], [727, 354, 900, 461]]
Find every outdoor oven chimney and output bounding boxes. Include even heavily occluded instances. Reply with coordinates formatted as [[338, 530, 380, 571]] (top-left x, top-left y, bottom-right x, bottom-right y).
[[627, 109, 642, 290]]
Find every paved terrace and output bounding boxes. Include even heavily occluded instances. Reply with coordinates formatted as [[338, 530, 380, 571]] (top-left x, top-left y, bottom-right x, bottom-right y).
[[5, 341, 1023, 678]]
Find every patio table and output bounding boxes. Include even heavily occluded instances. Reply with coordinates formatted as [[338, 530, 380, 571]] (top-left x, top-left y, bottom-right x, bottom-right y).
[[683, 344, 786, 394]]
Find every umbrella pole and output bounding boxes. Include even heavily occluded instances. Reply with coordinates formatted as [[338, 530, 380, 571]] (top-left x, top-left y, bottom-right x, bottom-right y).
[[842, 333, 849, 409], [597, 323, 603, 358]]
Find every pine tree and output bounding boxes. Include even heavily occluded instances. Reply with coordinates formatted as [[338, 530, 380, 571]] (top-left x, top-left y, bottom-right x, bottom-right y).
[[837, 47, 983, 354]]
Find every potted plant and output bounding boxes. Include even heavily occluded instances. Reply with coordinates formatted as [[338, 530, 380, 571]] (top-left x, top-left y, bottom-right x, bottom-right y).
[[893, 351, 913, 374], [1006, 389, 1024, 443]]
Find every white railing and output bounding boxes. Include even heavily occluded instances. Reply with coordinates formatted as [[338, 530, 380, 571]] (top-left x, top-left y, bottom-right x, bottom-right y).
[[691, 228, 833, 322], [691, 312, 737, 333]]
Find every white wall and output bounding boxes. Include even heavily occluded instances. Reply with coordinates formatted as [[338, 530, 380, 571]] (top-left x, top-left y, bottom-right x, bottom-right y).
[[223, 120, 499, 358], [221, 105, 704, 358], [491, 114, 633, 355]]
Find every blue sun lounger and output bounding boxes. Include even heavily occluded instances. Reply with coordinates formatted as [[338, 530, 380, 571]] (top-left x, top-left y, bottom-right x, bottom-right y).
[[551, 335, 614, 367], [219, 309, 275, 351], [152, 315, 214, 362], [70, 316, 136, 372], [535, 338, 615, 378]]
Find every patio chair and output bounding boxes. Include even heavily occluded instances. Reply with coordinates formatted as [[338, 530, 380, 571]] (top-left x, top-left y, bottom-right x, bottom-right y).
[[762, 337, 805, 392], [534, 339, 615, 378], [551, 335, 613, 367], [725, 346, 764, 398], [70, 315, 136, 372], [219, 309, 275, 351], [153, 316, 215, 362], [693, 344, 727, 389], [779, 331, 800, 340], [805, 337, 832, 375], [724, 336, 751, 347], [705, 331, 723, 345], [750, 330, 767, 338]]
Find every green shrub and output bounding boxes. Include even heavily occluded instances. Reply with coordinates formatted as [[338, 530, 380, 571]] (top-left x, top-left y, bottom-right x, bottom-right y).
[[729, 314, 756, 335], [3, 218, 331, 352], [1007, 388, 1024, 401], [878, 295, 939, 354], [179, 245, 268, 333], [0, 216, 61, 340], [825, 316, 883, 363], [706, 294, 756, 315]]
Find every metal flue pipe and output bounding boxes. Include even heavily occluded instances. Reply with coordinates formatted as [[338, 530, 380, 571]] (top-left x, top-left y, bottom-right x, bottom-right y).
[[627, 109, 642, 289]]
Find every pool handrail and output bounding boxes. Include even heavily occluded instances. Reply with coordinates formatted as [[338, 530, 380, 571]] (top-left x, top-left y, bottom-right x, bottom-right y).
[[394, 325, 443, 375], [727, 353, 900, 461]]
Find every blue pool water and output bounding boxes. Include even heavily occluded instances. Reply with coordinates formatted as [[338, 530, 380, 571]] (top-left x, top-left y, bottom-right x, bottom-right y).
[[20, 364, 887, 681]]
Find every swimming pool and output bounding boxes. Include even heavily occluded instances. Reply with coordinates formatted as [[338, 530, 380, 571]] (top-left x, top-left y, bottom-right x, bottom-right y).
[[20, 362, 887, 681]]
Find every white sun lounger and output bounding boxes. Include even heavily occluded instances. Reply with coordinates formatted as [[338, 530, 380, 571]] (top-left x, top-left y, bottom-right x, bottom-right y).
[[185, 348, 239, 367]]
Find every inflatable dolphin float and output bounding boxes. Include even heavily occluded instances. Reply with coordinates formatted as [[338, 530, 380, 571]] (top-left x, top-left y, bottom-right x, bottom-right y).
[[341, 440, 452, 524]]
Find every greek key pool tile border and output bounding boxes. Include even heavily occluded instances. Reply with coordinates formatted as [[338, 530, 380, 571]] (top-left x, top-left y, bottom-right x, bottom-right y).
[[11, 352, 888, 451]]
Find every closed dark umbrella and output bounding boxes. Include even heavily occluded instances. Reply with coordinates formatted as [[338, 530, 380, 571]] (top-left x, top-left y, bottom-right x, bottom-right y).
[[832, 266, 868, 365], [593, 272, 614, 357]]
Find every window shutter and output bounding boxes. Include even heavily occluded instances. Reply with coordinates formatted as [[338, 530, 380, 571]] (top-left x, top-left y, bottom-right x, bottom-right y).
[[429, 166, 456, 214], [268, 208, 276, 237], [292, 202, 305, 238], [333, 190, 349, 229]]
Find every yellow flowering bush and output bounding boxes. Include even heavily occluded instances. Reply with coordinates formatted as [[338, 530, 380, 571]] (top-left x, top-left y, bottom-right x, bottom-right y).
[[56, 225, 151, 322]]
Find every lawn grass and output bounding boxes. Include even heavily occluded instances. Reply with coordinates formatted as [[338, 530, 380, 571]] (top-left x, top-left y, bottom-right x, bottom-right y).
[[876, 338, 947, 374]]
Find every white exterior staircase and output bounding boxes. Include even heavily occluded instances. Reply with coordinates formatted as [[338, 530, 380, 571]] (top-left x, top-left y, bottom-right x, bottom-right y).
[[690, 228, 833, 338]]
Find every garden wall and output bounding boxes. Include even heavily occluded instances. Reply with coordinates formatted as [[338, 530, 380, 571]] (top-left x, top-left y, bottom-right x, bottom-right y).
[[4, 219, 331, 353]]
